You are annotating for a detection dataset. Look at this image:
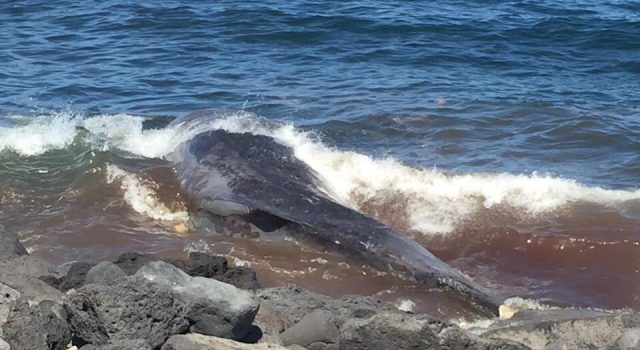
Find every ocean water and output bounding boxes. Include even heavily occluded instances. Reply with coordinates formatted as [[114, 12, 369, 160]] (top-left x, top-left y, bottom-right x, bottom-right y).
[[1, 1, 639, 318]]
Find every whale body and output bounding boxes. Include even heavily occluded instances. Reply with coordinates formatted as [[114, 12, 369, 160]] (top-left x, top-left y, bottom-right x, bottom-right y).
[[170, 121, 503, 315]]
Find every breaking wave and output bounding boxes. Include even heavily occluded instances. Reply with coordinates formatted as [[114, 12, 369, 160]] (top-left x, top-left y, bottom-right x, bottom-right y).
[[2, 111, 640, 234]]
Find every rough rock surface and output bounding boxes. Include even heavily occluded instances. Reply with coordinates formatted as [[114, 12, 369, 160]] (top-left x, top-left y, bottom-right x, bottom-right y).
[[161, 334, 292, 350], [481, 309, 640, 350], [84, 262, 126, 286], [2, 299, 71, 350], [173, 252, 260, 290], [340, 312, 528, 350], [257, 284, 396, 331], [280, 310, 339, 350], [0, 255, 63, 303], [258, 285, 529, 350], [41, 261, 95, 292], [136, 261, 259, 340], [64, 276, 189, 349], [614, 328, 640, 350], [78, 339, 152, 350], [0, 283, 20, 325]]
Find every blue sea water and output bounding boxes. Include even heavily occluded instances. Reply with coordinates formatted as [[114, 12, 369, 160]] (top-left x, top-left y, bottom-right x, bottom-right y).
[[1, 0, 639, 187]]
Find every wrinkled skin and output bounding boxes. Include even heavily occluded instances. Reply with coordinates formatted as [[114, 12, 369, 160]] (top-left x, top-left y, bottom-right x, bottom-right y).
[[169, 117, 503, 315]]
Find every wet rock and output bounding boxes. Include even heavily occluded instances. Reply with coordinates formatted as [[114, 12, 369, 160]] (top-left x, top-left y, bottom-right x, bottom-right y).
[[221, 266, 260, 290], [84, 262, 126, 286], [0, 225, 27, 258], [42, 262, 95, 292], [2, 299, 71, 350], [161, 334, 293, 350], [64, 276, 189, 349], [112, 252, 154, 275], [178, 252, 228, 277], [280, 310, 339, 350], [79, 339, 152, 350], [481, 309, 639, 350], [257, 284, 397, 331], [174, 252, 260, 290], [136, 261, 259, 340], [0, 256, 63, 303], [340, 312, 528, 350]]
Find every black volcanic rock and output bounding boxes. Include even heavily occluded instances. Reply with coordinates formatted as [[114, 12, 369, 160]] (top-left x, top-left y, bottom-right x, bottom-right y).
[[64, 276, 189, 349], [2, 299, 71, 350], [173, 252, 260, 290], [41, 261, 95, 292]]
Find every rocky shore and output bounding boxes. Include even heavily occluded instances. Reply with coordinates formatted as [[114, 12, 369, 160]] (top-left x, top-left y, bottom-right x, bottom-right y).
[[0, 225, 638, 350]]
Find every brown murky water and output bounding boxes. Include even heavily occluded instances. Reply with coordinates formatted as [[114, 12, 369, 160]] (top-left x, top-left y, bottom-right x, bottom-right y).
[[1, 151, 638, 321]]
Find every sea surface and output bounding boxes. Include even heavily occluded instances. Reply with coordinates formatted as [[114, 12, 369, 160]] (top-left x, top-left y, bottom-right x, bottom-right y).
[[1, 1, 639, 319]]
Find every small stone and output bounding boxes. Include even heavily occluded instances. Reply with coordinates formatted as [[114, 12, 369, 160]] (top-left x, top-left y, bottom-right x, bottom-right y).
[[0, 338, 9, 350], [174, 223, 189, 234], [499, 304, 518, 320]]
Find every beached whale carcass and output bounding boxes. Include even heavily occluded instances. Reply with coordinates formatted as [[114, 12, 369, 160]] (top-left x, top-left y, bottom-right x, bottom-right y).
[[169, 116, 503, 315]]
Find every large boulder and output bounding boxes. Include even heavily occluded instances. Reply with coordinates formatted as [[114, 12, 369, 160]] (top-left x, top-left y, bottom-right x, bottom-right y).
[[2, 299, 71, 350], [161, 334, 292, 350], [64, 276, 189, 349], [136, 261, 259, 340], [480, 308, 640, 350]]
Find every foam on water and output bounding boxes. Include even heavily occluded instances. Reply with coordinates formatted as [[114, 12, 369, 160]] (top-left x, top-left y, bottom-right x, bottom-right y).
[[105, 164, 189, 222], [3, 112, 640, 233]]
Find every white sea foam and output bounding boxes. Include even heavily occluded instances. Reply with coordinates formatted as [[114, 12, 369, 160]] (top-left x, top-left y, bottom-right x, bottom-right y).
[[0, 114, 79, 156], [105, 164, 189, 222], [3, 112, 640, 233]]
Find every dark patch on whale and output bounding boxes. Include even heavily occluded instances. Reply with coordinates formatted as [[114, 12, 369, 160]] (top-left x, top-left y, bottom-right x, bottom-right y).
[[171, 126, 503, 315]]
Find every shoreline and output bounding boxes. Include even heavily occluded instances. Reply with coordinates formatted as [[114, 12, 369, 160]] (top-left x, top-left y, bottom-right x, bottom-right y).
[[0, 226, 637, 350]]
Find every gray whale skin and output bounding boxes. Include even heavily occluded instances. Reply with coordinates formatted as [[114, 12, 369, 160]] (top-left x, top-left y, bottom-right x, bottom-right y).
[[170, 115, 503, 316]]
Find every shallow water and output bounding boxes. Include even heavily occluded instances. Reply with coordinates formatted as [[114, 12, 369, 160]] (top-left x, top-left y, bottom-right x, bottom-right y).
[[1, 1, 639, 319]]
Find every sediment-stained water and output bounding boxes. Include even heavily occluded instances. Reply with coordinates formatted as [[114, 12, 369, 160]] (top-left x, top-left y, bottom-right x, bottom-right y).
[[1, 1, 639, 321]]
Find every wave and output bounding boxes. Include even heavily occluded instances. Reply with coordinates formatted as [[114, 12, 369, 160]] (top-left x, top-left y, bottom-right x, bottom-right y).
[[2, 111, 640, 233]]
